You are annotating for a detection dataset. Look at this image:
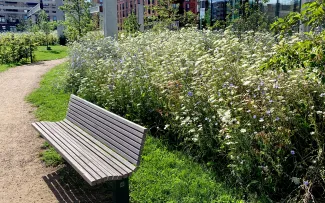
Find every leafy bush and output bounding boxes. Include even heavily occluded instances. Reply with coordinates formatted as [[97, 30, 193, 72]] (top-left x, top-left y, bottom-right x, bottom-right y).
[[66, 29, 325, 201], [0, 32, 58, 64]]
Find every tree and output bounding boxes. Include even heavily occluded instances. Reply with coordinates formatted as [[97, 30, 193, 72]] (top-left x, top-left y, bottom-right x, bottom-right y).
[[271, 0, 325, 35], [37, 10, 56, 50], [59, 0, 94, 41], [123, 13, 140, 34], [150, 0, 180, 30]]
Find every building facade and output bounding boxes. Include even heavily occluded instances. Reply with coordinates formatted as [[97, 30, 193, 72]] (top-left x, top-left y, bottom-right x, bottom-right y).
[[0, 0, 62, 32], [207, 0, 302, 22]]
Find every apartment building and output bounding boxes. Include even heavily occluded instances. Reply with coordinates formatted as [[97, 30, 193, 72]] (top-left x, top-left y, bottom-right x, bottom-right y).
[[0, 0, 62, 32], [116, 0, 198, 29]]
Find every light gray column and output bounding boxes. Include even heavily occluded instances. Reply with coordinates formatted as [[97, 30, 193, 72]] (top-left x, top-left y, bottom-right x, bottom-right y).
[[31, 15, 36, 24], [137, 2, 144, 32], [56, 0, 64, 38], [103, 0, 118, 38]]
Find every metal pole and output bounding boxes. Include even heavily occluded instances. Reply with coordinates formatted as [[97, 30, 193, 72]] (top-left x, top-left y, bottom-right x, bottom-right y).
[[103, 0, 118, 38], [210, 0, 212, 26], [138, 0, 144, 31]]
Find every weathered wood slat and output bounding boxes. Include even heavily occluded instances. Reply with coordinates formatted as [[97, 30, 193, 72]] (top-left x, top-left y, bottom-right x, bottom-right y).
[[67, 114, 138, 165], [32, 122, 98, 186], [62, 119, 136, 171], [70, 99, 144, 142], [39, 122, 106, 183], [67, 109, 140, 159], [69, 101, 142, 147], [70, 95, 147, 134], [68, 104, 141, 155], [45, 122, 122, 180], [55, 121, 132, 177]]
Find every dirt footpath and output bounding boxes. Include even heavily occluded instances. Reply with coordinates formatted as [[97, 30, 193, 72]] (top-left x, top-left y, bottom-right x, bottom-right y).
[[0, 59, 66, 203]]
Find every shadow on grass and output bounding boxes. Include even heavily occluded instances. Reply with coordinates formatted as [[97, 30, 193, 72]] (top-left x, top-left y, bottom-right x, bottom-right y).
[[39, 50, 61, 55], [43, 164, 113, 203]]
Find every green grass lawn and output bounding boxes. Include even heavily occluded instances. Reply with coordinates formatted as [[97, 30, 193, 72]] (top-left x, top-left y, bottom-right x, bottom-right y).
[[34, 45, 69, 62], [27, 62, 244, 203], [0, 45, 68, 73]]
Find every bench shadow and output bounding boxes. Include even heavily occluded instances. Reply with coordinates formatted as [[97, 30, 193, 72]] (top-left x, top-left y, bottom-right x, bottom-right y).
[[43, 164, 113, 203]]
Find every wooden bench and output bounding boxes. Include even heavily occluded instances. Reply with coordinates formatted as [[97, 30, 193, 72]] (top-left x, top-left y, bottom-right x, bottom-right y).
[[32, 94, 147, 203]]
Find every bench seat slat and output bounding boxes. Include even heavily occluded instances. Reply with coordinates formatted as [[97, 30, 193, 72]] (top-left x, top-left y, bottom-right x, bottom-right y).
[[62, 119, 136, 171], [67, 113, 138, 165], [56, 121, 133, 176], [32, 122, 98, 186], [69, 101, 142, 147], [70, 95, 146, 134], [45, 122, 124, 180], [68, 105, 141, 155], [39, 122, 108, 183]]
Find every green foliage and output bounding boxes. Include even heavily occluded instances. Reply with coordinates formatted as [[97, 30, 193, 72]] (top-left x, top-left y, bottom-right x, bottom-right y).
[[180, 11, 197, 27], [271, 0, 325, 35], [66, 29, 325, 201], [123, 13, 140, 34], [0, 32, 59, 64], [0, 45, 67, 72], [40, 144, 64, 166], [263, 31, 325, 82], [130, 136, 243, 203], [37, 10, 57, 49], [59, 0, 94, 42], [228, 2, 270, 34], [0, 32, 38, 64], [149, 0, 180, 31]]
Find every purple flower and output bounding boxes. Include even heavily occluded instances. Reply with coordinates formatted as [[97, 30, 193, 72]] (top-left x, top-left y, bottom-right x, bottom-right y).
[[229, 83, 234, 87], [188, 91, 193, 97], [253, 115, 257, 119], [260, 81, 264, 86], [291, 150, 295, 155], [266, 110, 271, 115], [253, 94, 256, 98], [304, 181, 309, 186], [269, 100, 273, 103], [275, 117, 280, 121]]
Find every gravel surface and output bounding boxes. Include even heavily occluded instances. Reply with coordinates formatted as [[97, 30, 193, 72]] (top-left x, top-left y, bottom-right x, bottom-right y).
[[0, 59, 66, 203]]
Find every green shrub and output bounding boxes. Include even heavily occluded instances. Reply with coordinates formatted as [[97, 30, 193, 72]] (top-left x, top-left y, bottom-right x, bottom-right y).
[[0, 32, 59, 64], [66, 29, 325, 201]]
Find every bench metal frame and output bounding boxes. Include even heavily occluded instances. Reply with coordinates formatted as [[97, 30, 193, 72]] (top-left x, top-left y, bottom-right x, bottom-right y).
[[32, 95, 147, 203]]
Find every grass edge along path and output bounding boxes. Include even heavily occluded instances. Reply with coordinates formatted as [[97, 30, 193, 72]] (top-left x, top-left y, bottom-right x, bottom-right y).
[[0, 45, 68, 73], [27, 62, 244, 203]]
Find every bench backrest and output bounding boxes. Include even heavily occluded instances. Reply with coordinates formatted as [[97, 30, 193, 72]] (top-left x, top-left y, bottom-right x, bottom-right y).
[[66, 95, 147, 166]]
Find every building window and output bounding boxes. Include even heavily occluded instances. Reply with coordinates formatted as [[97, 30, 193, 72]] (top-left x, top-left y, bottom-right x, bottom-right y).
[[53, 16, 57, 21], [0, 16, 5, 23]]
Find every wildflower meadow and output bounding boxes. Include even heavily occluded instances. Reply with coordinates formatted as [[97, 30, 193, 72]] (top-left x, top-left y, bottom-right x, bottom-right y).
[[65, 29, 325, 201]]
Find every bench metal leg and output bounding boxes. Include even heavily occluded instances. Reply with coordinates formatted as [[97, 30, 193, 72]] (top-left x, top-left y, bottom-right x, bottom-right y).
[[112, 177, 129, 203]]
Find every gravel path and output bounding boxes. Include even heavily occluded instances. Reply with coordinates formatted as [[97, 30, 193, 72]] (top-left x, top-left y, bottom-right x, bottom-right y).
[[0, 59, 66, 203]]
